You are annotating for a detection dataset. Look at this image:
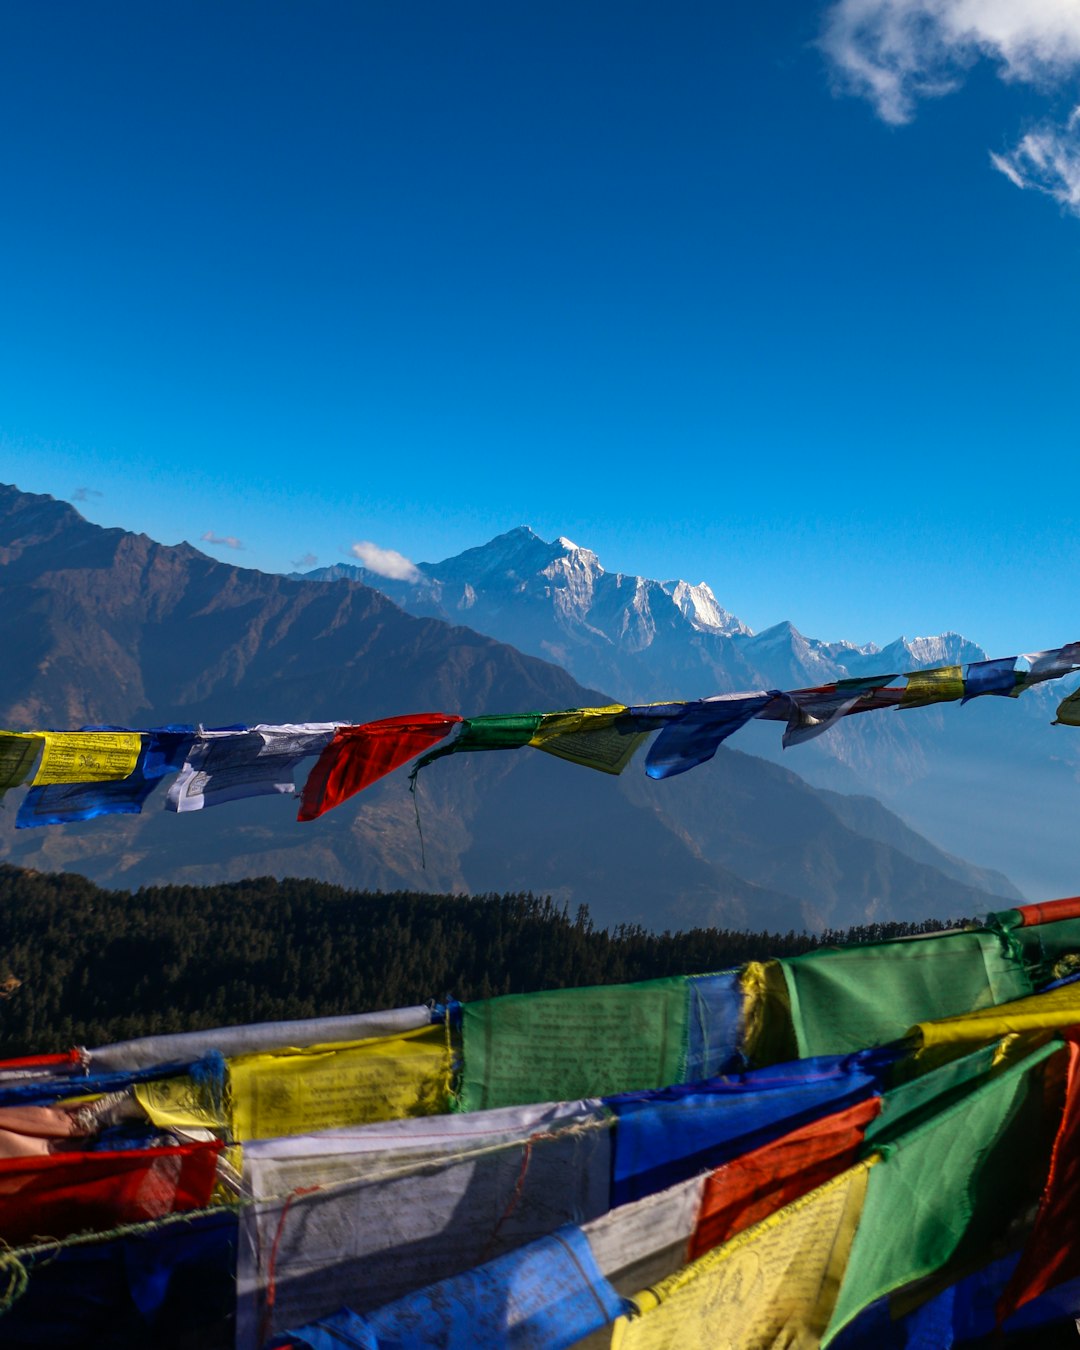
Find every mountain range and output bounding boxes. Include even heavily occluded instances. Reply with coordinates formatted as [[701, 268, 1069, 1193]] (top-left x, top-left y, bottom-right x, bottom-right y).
[[0, 484, 1026, 930], [295, 528, 1080, 900]]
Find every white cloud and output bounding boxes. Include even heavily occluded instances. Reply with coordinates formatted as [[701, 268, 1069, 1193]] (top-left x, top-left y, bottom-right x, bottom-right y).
[[349, 540, 421, 582], [201, 530, 245, 551], [821, 0, 1080, 125], [990, 107, 1080, 215]]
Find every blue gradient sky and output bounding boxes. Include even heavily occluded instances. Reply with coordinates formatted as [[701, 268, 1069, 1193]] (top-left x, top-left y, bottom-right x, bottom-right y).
[[2, 2, 1077, 655]]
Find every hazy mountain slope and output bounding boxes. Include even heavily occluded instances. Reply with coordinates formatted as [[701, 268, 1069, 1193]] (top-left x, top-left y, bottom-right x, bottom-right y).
[[0, 485, 1020, 929]]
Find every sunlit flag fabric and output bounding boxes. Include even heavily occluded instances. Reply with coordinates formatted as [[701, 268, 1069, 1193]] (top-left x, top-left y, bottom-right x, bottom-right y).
[[27, 730, 143, 785], [237, 1099, 611, 1349], [688, 1095, 881, 1260], [742, 926, 1032, 1062], [297, 713, 462, 820], [272, 1225, 626, 1350], [166, 723, 339, 812], [612, 1162, 873, 1350], [16, 727, 194, 827], [822, 1039, 1061, 1344], [962, 655, 1022, 702], [908, 974, 1080, 1070]]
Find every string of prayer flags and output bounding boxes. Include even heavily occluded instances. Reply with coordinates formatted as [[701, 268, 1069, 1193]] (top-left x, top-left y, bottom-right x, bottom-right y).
[[297, 713, 462, 819], [273, 1225, 627, 1350], [237, 1099, 611, 1348], [166, 722, 339, 812], [458, 976, 691, 1111], [612, 1162, 873, 1350], [16, 726, 193, 827]]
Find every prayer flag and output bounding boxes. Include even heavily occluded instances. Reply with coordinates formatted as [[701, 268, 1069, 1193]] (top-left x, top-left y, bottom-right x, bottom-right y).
[[1022, 642, 1080, 683], [779, 690, 863, 748], [1055, 688, 1080, 726], [585, 1176, 705, 1298], [0, 732, 42, 796], [459, 976, 690, 1111], [167, 723, 338, 812], [531, 705, 647, 775], [297, 713, 462, 819], [962, 656, 1022, 702], [276, 1226, 626, 1350], [909, 976, 1080, 1069], [899, 665, 964, 708], [29, 730, 142, 785], [644, 692, 777, 779]]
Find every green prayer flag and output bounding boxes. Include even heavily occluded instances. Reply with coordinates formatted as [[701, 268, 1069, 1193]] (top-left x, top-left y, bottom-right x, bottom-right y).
[[1054, 688, 1080, 726], [411, 713, 545, 774], [824, 1040, 1062, 1344], [777, 929, 1032, 1059], [459, 976, 690, 1111], [863, 1043, 999, 1148]]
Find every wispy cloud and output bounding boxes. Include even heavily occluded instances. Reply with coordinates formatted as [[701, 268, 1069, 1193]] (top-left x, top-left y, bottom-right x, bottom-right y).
[[292, 551, 318, 569], [201, 530, 245, 551], [990, 107, 1080, 216], [72, 486, 103, 502], [349, 540, 420, 582], [821, 1, 1080, 126]]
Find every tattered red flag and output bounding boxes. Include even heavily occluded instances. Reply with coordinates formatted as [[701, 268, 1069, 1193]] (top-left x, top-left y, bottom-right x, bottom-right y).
[[297, 714, 462, 821]]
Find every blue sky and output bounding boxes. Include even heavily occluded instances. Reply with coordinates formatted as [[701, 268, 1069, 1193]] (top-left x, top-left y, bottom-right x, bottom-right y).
[[2, 1, 1078, 656]]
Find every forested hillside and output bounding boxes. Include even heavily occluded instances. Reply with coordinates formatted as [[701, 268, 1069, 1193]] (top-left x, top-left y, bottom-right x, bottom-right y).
[[0, 865, 965, 1055]]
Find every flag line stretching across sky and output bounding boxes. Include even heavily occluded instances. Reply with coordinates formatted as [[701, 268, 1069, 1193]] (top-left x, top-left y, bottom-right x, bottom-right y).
[[0, 643, 1078, 830]]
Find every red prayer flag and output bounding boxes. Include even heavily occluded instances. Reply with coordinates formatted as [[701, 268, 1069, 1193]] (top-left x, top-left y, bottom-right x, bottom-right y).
[[297, 714, 463, 821], [1013, 896, 1080, 927], [997, 1031, 1080, 1322], [0, 1140, 222, 1243], [688, 1096, 880, 1261]]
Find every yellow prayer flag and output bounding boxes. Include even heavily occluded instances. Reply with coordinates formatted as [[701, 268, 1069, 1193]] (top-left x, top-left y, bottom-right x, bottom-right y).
[[910, 979, 1080, 1071], [900, 667, 964, 708], [31, 731, 142, 785], [1054, 689, 1080, 726], [228, 1024, 450, 1140], [530, 705, 647, 775], [611, 1161, 873, 1350], [0, 732, 43, 794]]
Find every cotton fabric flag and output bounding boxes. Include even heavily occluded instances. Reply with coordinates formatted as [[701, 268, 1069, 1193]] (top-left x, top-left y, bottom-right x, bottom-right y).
[[237, 1099, 611, 1349], [584, 1176, 705, 1299], [607, 1050, 888, 1205], [29, 730, 142, 785], [167, 723, 338, 812], [899, 665, 964, 708], [689, 1095, 881, 1259], [274, 1225, 626, 1350], [530, 705, 647, 774], [684, 972, 743, 1082], [644, 692, 777, 779], [410, 713, 547, 777], [908, 976, 1080, 1069], [612, 1162, 873, 1350], [761, 927, 1031, 1060], [297, 713, 462, 819], [1055, 687, 1080, 726], [228, 1023, 450, 1139], [962, 656, 1022, 702], [1022, 642, 1080, 683], [0, 1140, 222, 1242], [458, 976, 690, 1111], [16, 727, 193, 826], [822, 1040, 1061, 1343], [778, 690, 864, 748]]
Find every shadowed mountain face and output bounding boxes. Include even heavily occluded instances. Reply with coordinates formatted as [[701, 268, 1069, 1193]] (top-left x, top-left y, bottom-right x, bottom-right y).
[[0, 485, 1020, 930], [298, 528, 1080, 901]]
